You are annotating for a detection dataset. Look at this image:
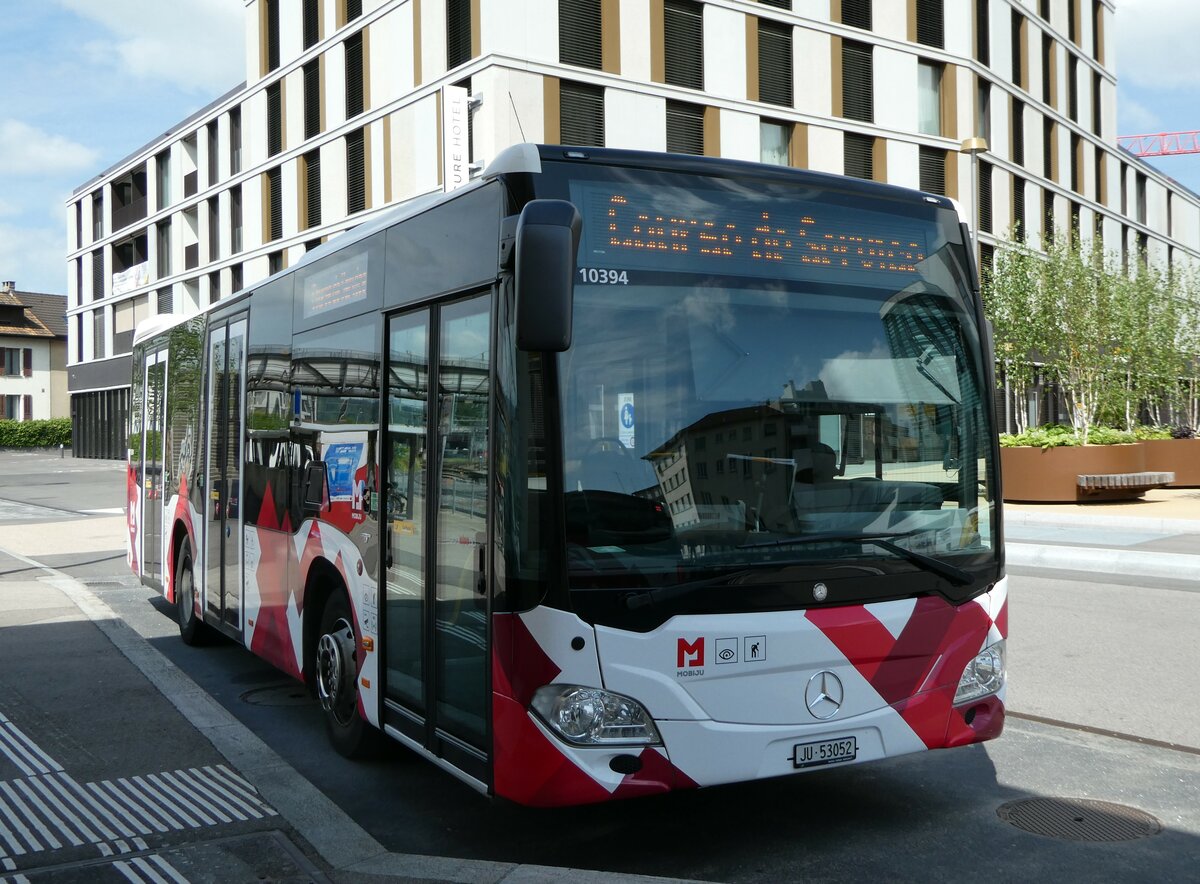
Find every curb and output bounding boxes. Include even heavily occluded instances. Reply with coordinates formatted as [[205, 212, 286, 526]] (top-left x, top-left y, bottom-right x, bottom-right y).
[[1007, 541, 1200, 581], [1004, 508, 1200, 536], [0, 544, 701, 884]]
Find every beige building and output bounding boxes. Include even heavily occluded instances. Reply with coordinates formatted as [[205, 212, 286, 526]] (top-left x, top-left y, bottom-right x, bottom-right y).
[[67, 0, 1194, 455], [0, 281, 68, 422]]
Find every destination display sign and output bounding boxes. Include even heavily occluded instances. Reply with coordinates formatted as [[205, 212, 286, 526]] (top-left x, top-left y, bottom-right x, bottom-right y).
[[571, 179, 937, 285], [302, 251, 369, 318]]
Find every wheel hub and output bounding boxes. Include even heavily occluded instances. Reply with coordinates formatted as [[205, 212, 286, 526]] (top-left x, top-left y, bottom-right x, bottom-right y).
[[316, 618, 357, 724]]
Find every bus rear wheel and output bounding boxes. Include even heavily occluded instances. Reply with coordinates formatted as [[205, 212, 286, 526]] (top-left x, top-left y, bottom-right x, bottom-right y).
[[175, 545, 209, 646], [315, 592, 381, 758]]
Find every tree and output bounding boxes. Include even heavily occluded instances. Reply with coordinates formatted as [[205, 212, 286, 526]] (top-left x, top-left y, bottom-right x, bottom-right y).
[[982, 239, 1044, 433]]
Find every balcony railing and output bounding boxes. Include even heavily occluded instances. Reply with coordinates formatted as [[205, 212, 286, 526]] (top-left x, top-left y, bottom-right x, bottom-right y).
[[184, 171, 198, 198], [112, 196, 148, 232], [184, 244, 199, 270]]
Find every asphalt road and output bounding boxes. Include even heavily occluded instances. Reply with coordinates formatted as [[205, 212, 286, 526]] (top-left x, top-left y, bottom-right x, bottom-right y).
[[2, 450, 1198, 882]]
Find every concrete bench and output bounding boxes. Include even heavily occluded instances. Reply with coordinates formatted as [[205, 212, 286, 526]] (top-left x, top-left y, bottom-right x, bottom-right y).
[[1076, 471, 1176, 500]]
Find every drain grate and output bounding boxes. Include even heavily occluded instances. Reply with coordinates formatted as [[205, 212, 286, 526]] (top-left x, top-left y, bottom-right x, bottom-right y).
[[997, 797, 1163, 842], [240, 683, 313, 707]]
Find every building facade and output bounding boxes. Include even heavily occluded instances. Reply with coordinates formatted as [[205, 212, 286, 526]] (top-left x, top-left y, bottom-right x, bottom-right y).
[[0, 281, 68, 424], [67, 0, 1191, 456]]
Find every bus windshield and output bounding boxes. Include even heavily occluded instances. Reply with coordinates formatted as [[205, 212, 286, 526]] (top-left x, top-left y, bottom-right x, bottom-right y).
[[548, 169, 997, 620]]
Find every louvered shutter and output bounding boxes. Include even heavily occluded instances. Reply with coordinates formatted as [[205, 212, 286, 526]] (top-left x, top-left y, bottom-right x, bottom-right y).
[[842, 41, 873, 122], [758, 0, 791, 9], [758, 20, 793, 107], [843, 133, 873, 179], [447, 0, 472, 69], [266, 0, 280, 71], [978, 160, 993, 233], [919, 146, 945, 194], [267, 83, 282, 157], [666, 101, 704, 155], [560, 82, 605, 147], [1013, 175, 1026, 241], [345, 33, 364, 119], [23, 348, 32, 378], [559, 0, 601, 69], [92, 249, 104, 301], [347, 0, 362, 20], [306, 151, 322, 229], [157, 287, 173, 315], [304, 61, 321, 139], [22, 395, 32, 422], [268, 167, 283, 241], [664, 0, 703, 90], [303, 0, 319, 48], [1011, 98, 1024, 165], [841, 0, 871, 29], [976, 0, 990, 64], [347, 129, 366, 214], [916, 0, 944, 48]]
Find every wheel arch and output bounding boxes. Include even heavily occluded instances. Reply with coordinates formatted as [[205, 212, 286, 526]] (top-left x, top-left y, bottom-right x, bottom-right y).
[[302, 556, 349, 690], [168, 520, 192, 604]]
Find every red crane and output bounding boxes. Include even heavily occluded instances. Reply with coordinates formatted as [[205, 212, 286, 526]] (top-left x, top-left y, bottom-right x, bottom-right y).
[[1117, 131, 1200, 157]]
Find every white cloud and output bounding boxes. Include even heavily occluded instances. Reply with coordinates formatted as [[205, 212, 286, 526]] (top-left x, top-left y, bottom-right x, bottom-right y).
[[1116, 0, 1200, 90], [1116, 94, 1161, 135], [0, 120, 98, 176], [56, 0, 244, 96]]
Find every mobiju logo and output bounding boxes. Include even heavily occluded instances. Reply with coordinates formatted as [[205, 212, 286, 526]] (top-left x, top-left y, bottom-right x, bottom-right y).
[[677, 637, 704, 668]]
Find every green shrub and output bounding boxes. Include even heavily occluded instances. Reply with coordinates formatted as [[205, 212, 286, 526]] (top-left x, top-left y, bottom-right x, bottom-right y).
[[0, 418, 73, 448], [1133, 425, 1173, 441], [1000, 423, 1136, 448]]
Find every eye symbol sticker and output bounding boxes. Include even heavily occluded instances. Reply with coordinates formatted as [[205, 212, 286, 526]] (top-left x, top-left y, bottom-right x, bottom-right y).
[[719, 648, 735, 661], [715, 637, 739, 664]]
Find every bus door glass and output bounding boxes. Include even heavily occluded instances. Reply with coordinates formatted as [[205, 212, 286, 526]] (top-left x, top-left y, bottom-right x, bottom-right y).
[[384, 294, 490, 764], [142, 348, 168, 584], [204, 317, 248, 630]]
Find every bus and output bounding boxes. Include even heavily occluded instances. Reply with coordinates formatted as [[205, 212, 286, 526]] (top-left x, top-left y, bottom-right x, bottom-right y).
[[127, 144, 1006, 807]]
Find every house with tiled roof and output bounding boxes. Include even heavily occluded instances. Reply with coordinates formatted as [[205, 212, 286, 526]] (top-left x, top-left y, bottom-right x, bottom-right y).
[[0, 281, 68, 421]]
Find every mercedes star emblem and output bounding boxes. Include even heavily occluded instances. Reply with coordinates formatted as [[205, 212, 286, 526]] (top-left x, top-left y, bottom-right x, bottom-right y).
[[805, 670, 845, 720], [813, 582, 829, 601]]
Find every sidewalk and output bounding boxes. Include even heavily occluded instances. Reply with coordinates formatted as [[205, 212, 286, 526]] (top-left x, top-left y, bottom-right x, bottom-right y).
[[1004, 487, 1200, 580]]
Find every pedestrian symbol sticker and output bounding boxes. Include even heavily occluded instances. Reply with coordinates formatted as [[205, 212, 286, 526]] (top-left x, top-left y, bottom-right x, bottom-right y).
[[744, 635, 766, 662], [617, 393, 635, 448]]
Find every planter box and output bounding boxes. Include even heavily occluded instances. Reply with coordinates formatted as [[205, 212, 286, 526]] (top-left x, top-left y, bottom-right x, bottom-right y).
[[1142, 438, 1200, 487], [1000, 444, 1147, 502]]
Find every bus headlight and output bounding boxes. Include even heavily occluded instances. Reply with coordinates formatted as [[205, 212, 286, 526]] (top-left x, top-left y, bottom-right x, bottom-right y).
[[954, 640, 1006, 704], [531, 685, 661, 746]]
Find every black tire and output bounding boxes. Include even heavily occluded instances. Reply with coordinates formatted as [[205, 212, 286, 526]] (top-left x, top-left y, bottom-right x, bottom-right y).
[[175, 545, 210, 646], [315, 592, 383, 758]]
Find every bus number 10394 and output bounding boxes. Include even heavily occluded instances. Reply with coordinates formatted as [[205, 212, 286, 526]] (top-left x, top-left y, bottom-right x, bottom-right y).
[[578, 268, 629, 285]]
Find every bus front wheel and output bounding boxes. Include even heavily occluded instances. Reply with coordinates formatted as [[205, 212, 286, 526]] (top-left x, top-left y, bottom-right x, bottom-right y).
[[315, 592, 380, 757]]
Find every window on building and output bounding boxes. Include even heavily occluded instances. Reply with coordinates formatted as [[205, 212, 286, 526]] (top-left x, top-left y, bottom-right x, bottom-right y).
[[345, 31, 365, 119], [919, 145, 946, 194], [91, 248, 104, 301], [916, 0, 944, 48], [157, 286, 173, 315], [1011, 96, 1024, 165], [2, 396, 17, 421], [758, 18, 793, 107], [93, 310, 106, 360], [1041, 33, 1054, 105], [560, 0, 601, 69], [560, 81, 605, 146], [183, 134, 198, 197], [841, 40, 873, 122], [156, 221, 171, 278], [207, 120, 219, 187], [266, 0, 280, 72], [1013, 174, 1026, 241], [303, 0, 320, 49], [1011, 12, 1025, 90], [1070, 132, 1081, 193], [666, 101, 704, 155], [231, 264, 243, 294], [1092, 0, 1104, 63], [1068, 55, 1079, 122], [758, 0, 791, 9], [1068, 0, 1079, 43], [447, 0, 473, 69], [1094, 147, 1105, 206], [269, 250, 284, 276], [1135, 172, 1146, 224], [347, 0, 363, 21], [976, 0, 990, 65], [207, 198, 219, 261], [1043, 117, 1054, 180], [230, 107, 242, 174], [664, 0, 703, 90], [303, 150, 322, 229], [267, 166, 283, 241], [843, 132, 874, 180], [156, 150, 170, 211], [92, 191, 104, 240], [0, 348, 30, 377], [267, 82, 282, 157], [1092, 71, 1102, 136], [1044, 188, 1055, 242], [978, 160, 993, 233], [304, 60, 321, 139], [918, 61, 942, 136], [208, 271, 221, 306], [347, 128, 367, 214], [761, 120, 790, 166], [840, 0, 871, 30], [1039, 0, 1050, 19], [231, 185, 243, 254]]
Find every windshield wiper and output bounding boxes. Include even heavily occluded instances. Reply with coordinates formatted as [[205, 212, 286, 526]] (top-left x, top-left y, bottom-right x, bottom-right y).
[[740, 531, 973, 587]]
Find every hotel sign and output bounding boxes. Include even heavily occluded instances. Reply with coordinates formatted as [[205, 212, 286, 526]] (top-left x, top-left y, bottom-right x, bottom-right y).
[[442, 85, 470, 193]]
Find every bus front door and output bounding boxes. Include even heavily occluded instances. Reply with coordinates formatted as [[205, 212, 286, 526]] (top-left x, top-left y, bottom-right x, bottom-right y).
[[204, 317, 248, 631], [383, 295, 491, 785], [142, 348, 168, 586]]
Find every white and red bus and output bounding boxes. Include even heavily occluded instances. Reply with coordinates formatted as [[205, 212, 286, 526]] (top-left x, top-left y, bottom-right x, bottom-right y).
[[127, 145, 1006, 806]]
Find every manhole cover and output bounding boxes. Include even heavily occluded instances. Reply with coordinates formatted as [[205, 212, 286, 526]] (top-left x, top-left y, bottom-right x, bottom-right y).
[[997, 797, 1162, 842], [240, 683, 313, 707]]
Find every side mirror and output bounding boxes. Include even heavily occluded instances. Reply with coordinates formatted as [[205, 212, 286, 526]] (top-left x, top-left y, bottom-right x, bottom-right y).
[[515, 199, 582, 352], [301, 461, 329, 512]]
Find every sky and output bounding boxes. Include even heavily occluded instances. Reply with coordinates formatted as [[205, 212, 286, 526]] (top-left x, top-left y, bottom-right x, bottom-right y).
[[1, 0, 1198, 296]]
